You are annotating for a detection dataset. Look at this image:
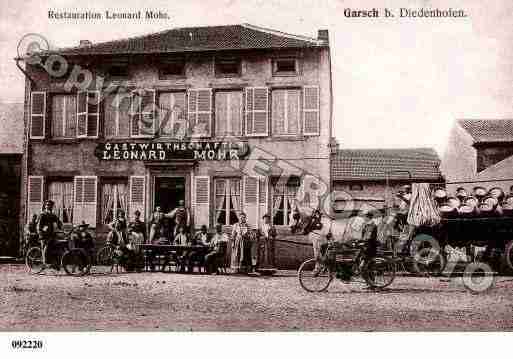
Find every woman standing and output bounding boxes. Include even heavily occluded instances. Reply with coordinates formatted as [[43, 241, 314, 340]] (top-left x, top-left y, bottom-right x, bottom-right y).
[[230, 212, 250, 273]]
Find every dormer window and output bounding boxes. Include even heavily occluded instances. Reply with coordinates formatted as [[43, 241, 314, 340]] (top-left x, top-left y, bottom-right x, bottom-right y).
[[273, 58, 298, 76], [215, 57, 241, 77]]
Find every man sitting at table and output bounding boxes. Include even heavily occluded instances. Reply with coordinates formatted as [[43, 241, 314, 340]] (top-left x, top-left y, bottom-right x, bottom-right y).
[[193, 225, 211, 246], [205, 224, 228, 274]]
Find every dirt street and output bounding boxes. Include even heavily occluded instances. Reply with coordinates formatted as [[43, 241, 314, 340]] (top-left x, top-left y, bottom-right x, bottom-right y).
[[1, 264, 512, 331]]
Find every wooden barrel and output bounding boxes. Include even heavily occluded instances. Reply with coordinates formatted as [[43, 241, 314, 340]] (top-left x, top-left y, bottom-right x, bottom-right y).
[[439, 204, 457, 218], [483, 196, 499, 208], [478, 202, 494, 215], [447, 196, 461, 209], [473, 186, 487, 199], [458, 205, 476, 218], [433, 188, 447, 200], [489, 187, 505, 201], [464, 196, 479, 208], [456, 187, 469, 199], [503, 194, 513, 207], [502, 200, 513, 216]]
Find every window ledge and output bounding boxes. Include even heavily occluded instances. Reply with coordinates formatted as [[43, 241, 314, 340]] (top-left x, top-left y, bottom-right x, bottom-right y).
[[268, 135, 304, 142]]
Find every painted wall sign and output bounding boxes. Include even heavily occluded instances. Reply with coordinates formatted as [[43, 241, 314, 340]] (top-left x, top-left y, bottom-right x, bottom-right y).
[[94, 141, 250, 161]]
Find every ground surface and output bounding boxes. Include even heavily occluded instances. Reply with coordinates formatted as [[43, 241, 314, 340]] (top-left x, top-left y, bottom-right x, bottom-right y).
[[1, 264, 512, 331]]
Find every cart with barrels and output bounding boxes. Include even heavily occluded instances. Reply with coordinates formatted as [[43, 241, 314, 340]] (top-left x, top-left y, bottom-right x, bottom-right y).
[[389, 176, 513, 274]]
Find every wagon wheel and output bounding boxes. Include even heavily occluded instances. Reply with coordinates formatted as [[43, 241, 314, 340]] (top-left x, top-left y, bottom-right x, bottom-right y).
[[96, 245, 115, 271]]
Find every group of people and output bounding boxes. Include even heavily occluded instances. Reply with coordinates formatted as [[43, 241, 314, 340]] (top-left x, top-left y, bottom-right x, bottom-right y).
[[24, 200, 95, 269]]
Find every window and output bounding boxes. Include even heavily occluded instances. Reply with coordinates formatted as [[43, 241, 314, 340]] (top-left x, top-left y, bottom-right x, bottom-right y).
[[215, 178, 241, 226], [272, 177, 299, 225], [159, 58, 185, 78], [215, 91, 242, 137], [272, 88, 300, 136], [51, 94, 76, 138], [349, 184, 364, 191], [215, 57, 241, 77], [101, 180, 128, 225], [77, 91, 99, 138], [131, 89, 156, 138], [47, 180, 74, 224], [158, 91, 187, 138], [273, 58, 297, 75], [104, 93, 131, 138], [108, 65, 129, 78]]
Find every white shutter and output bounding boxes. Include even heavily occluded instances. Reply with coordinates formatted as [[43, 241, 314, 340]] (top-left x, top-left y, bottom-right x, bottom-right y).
[[73, 176, 97, 227], [258, 177, 268, 226], [188, 88, 212, 138], [27, 176, 44, 221], [303, 85, 320, 135], [243, 176, 259, 227], [193, 176, 210, 228], [30, 92, 46, 139], [245, 87, 268, 136], [76, 91, 87, 137], [86, 90, 100, 138], [129, 176, 146, 221]]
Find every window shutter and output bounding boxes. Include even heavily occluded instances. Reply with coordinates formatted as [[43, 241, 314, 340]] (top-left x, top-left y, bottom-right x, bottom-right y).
[[303, 86, 320, 135], [245, 87, 268, 136], [193, 176, 210, 229], [76, 91, 87, 137], [27, 176, 44, 221], [30, 92, 46, 139], [86, 90, 100, 137], [130, 91, 142, 137], [243, 176, 259, 227], [129, 176, 146, 221], [188, 88, 212, 138], [73, 176, 97, 227], [258, 177, 268, 226]]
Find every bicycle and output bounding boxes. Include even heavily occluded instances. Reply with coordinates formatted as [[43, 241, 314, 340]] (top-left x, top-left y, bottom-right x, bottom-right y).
[[25, 226, 92, 276], [298, 239, 396, 292]]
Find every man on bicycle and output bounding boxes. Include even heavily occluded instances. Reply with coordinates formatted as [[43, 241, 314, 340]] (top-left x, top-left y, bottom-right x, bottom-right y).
[[37, 200, 62, 268]]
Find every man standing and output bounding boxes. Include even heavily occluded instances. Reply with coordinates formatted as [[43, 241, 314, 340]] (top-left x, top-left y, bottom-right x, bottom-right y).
[[37, 200, 62, 268], [168, 200, 190, 238], [258, 214, 277, 270], [148, 206, 165, 244]]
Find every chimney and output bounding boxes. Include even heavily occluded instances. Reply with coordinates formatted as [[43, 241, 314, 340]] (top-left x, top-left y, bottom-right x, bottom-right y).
[[317, 29, 329, 43], [79, 40, 92, 47]]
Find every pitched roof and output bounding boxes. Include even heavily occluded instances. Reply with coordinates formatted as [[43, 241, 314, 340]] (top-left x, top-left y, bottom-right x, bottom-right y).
[[46, 24, 325, 57], [332, 148, 442, 181], [457, 119, 513, 144], [0, 103, 23, 154]]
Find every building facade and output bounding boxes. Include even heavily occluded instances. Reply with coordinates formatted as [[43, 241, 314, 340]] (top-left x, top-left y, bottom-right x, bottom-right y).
[[442, 119, 513, 193], [19, 24, 333, 260]]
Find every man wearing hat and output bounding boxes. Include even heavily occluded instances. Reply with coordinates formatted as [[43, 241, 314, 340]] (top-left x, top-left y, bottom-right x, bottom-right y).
[[258, 213, 276, 269], [37, 200, 62, 267]]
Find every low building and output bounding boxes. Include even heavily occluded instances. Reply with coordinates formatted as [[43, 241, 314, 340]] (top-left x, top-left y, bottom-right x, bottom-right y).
[[331, 148, 442, 214], [442, 119, 513, 194], [0, 103, 23, 257]]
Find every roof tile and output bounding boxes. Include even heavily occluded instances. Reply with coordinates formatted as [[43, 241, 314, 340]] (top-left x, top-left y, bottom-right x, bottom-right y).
[[458, 119, 513, 143]]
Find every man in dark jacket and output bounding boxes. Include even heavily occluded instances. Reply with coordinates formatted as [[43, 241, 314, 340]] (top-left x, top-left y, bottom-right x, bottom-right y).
[[37, 200, 62, 267]]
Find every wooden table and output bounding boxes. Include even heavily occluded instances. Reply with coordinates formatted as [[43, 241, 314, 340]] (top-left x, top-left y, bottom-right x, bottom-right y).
[[140, 244, 210, 272]]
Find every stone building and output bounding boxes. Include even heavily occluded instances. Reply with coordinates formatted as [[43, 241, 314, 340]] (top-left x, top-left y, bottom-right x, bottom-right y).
[[18, 24, 333, 265]]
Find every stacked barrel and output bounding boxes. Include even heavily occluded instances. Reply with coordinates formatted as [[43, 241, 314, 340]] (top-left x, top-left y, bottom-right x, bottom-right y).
[[433, 186, 513, 218]]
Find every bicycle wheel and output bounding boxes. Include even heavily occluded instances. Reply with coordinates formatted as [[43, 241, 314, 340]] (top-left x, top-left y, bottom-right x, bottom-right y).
[[97, 245, 114, 268], [363, 257, 396, 289], [25, 247, 45, 274], [298, 258, 333, 292], [62, 249, 90, 276]]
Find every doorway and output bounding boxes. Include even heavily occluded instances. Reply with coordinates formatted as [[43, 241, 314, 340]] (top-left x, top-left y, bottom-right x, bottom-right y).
[[154, 177, 186, 213]]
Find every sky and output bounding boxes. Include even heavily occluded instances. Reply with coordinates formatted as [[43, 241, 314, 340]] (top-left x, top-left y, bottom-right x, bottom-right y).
[[1, 0, 512, 154]]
